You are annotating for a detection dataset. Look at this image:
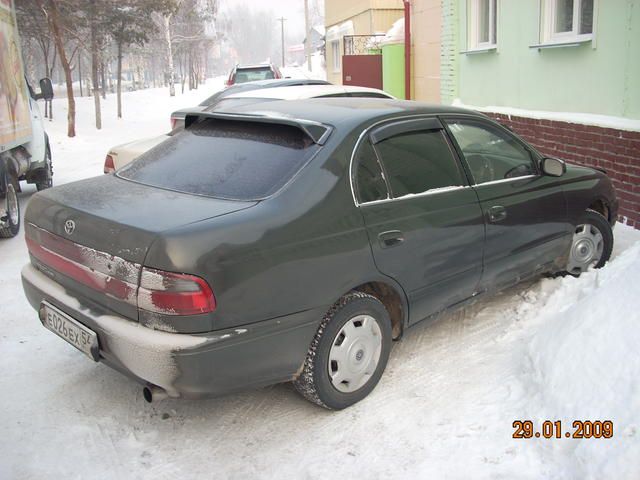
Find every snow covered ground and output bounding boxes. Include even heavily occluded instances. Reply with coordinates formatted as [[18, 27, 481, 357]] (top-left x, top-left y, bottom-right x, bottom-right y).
[[1, 81, 639, 479]]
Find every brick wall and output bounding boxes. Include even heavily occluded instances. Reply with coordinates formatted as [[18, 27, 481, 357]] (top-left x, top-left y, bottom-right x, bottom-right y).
[[486, 112, 640, 229]]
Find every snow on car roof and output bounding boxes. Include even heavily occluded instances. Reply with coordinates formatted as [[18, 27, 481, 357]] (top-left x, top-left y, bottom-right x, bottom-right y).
[[235, 64, 274, 70], [225, 84, 394, 100]]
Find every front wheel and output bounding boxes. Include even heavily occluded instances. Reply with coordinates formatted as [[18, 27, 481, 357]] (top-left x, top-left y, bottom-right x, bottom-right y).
[[0, 175, 20, 238], [564, 209, 613, 275], [294, 292, 392, 410]]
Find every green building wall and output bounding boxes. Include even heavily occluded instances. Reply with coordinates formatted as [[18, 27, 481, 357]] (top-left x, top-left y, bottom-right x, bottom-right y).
[[443, 0, 640, 119]]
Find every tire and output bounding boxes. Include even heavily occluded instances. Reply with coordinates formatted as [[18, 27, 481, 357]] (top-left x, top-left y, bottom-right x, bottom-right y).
[[294, 292, 392, 410], [564, 209, 613, 275], [0, 174, 20, 238], [36, 144, 53, 191]]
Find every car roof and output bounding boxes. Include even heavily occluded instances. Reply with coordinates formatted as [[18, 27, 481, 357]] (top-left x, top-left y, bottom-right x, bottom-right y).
[[213, 97, 485, 130], [225, 84, 393, 100], [235, 64, 274, 70], [232, 78, 329, 88], [197, 79, 331, 107]]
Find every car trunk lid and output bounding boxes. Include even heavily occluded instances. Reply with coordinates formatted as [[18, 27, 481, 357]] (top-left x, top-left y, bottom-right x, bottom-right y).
[[25, 174, 256, 320]]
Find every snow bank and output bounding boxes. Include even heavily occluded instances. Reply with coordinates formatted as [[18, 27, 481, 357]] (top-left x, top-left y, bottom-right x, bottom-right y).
[[524, 240, 640, 478], [452, 100, 640, 133], [282, 62, 327, 81]]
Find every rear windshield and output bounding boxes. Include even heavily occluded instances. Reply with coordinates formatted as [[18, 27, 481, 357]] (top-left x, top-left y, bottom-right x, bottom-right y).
[[118, 119, 319, 201], [235, 68, 275, 83]]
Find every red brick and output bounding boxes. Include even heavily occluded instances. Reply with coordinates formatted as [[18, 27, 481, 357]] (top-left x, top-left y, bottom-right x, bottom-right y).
[[480, 113, 640, 229]]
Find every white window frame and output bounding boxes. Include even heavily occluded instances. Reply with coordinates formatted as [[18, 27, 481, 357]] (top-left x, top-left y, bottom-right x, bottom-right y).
[[467, 0, 497, 51], [541, 0, 595, 44], [331, 40, 341, 72]]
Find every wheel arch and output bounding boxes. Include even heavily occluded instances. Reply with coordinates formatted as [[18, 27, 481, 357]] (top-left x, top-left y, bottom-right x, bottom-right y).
[[587, 196, 611, 223], [346, 276, 409, 340], [0, 153, 20, 194]]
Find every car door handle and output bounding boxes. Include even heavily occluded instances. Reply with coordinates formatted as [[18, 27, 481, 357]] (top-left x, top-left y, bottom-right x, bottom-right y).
[[488, 205, 507, 223], [378, 230, 404, 249]]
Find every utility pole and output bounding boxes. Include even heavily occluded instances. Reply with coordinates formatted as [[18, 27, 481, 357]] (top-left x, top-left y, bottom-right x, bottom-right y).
[[278, 16, 286, 68], [304, 0, 311, 71]]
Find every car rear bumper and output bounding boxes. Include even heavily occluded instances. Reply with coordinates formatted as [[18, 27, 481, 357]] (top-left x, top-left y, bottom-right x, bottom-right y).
[[22, 264, 321, 398]]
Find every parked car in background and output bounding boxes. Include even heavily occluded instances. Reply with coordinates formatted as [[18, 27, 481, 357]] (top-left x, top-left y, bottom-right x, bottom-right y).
[[170, 78, 331, 129], [104, 84, 393, 172], [209, 84, 393, 108], [226, 63, 282, 86], [24, 98, 617, 409]]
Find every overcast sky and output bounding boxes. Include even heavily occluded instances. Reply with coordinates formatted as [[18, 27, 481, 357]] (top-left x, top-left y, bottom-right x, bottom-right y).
[[219, 0, 324, 43]]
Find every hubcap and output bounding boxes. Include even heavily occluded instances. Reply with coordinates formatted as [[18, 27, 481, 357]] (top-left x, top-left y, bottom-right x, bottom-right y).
[[6, 184, 18, 225], [328, 314, 382, 393], [567, 223, 604, 274]]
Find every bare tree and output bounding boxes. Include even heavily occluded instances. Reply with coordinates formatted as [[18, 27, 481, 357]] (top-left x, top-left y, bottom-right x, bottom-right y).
[[109, 0, 175, 117], [19, 0, 219, 134], [34, 0, 77, 137], [156, 4, 181, 97], [16, 0, 59, 119], [158, 0, 217, 97]]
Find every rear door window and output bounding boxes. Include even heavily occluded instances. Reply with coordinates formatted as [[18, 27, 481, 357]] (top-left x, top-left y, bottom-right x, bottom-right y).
[[118, 119, 319, 201], [373, 130, 465, 198], [354, 139, 389, 203]]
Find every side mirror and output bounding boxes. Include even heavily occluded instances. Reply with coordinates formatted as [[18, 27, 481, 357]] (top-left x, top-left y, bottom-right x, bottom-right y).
[[38, 78, 54, 101], [541, 157, 566, 177]]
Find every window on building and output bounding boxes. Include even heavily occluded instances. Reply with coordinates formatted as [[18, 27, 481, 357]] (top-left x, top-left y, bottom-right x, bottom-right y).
[[331, 40, 341, 72], [373, 130, 464, 198], [542, 0, 594, 43], [468, 0, 497, 50]]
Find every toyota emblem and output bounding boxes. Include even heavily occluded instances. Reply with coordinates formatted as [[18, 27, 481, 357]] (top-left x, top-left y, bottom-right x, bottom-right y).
[[64, 220, 76, 235]]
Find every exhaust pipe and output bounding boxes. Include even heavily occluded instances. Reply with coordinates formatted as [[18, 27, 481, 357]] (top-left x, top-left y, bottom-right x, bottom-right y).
[[143, 384, 168, 403]]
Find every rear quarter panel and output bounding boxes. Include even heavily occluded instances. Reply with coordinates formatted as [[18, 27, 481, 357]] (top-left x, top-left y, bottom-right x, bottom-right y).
[[143, 129, 390, 331]]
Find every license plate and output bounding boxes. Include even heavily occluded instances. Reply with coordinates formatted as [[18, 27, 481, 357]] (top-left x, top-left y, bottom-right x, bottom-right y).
[[40, 302, 99, 361]]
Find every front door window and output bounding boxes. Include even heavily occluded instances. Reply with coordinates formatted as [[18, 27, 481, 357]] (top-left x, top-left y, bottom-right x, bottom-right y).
[[445, 119, 537, 184]]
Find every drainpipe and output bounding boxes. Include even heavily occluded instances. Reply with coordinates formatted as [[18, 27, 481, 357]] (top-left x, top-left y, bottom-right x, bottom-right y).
[[404, 0, 411, 100]]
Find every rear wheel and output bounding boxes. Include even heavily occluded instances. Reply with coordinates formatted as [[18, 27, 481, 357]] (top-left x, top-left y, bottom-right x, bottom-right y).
[[0, 174, 20, 238], [564, 209, 613, 275], [294, 292, 392, 410]]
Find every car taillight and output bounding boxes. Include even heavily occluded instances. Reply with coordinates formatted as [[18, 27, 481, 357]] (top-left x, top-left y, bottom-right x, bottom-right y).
[[138, 267, 216, 316], [26, 225, 216, 317], [104, 154, 115, 174], [170, 117, 177, 129], [25, 226, 139, 305]]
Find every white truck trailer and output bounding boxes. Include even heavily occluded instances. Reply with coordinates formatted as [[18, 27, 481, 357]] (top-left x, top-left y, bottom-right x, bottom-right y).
[[1, 0, 53, 238]]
